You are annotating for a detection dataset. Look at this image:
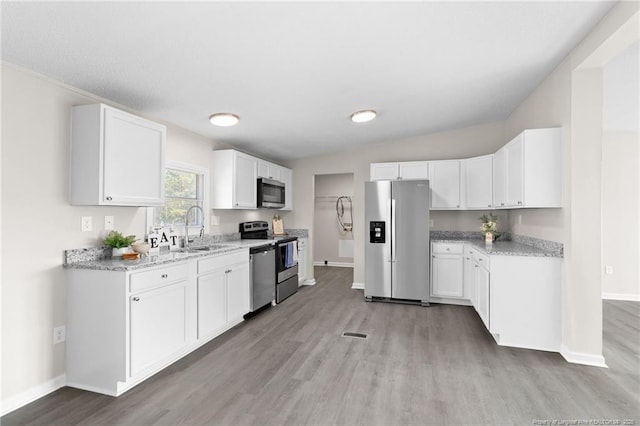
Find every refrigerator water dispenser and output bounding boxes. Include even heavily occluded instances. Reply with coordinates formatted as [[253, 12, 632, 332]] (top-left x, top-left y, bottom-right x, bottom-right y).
[[369, 221, 386, 243]]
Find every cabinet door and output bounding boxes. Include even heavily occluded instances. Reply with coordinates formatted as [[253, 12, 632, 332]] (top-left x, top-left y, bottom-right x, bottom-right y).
[[370, 163, 399, 180], [429, 160, 461, 209], [226, 262, 250, 322], [475, 265, 490, 330], [464, 255, 476, 305], [505, 135, 524, 207], [280, 167, 293, 211], [130, 281, 187, 377], [197, 271, 227, 339], [399, 162, 429, 180], [257, 160, 281, 181], [234, 152, 258, 208], [464, 155, 493, 209], [298, 238, 307, 283], [431, 254, 464, 298], [103, 107, 165, 206], [492, 149, 506, 208]]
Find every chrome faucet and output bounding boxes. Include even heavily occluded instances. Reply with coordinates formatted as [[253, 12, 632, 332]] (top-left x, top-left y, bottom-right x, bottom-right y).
[[184, 205, 205, 249]]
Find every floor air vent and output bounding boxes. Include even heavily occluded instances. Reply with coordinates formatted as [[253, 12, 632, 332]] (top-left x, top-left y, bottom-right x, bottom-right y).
[[342, 331, 368, 340]]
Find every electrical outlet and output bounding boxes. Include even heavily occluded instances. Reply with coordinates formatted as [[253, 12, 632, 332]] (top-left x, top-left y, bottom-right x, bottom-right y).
[[518, 214, 522, 225], [81, 216, 92, 232], [210, 215, 220, 226], [104, 216, 114, 230], [605, 265, 613, 275], [53, 326, 66, 344], [429, 219, 434, 228]]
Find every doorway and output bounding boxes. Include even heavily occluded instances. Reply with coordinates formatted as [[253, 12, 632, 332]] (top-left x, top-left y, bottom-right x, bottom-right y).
[[313, 173, 355, 279]]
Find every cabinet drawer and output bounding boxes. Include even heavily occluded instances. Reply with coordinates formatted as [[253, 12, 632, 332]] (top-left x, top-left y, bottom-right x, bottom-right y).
[[432, 243, 464, 254], [472, 251, 490, 268], [130, 263, 189, 293], [198, 250, 249, 275]]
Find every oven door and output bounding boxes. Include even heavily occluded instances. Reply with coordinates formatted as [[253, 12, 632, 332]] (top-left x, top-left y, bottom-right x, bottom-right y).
[[276, 239, 298, 282], [257, 178, 285, 208]]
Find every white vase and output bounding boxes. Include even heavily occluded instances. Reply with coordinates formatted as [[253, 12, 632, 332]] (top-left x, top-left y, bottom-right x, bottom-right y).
[[112, 247, 129, 257]]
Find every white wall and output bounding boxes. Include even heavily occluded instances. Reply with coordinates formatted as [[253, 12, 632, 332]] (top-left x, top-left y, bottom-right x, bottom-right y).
[[601, 42, 640, 300], [0, 63, 281, 409], [313, 173, 354, 265]]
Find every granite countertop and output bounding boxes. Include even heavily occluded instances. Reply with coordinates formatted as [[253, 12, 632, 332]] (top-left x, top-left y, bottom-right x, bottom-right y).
[[64, 228, 310, 272], [431, 238, 562, 257], [429, 230, 563, 258]]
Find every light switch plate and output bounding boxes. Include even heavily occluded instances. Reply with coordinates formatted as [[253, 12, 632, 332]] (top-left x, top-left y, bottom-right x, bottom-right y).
[[81, 216, 92, 232], [53, 326, 66, 344], [104, 216, 114, 230]]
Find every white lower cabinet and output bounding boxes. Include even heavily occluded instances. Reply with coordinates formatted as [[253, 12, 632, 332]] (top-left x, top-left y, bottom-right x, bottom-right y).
[[67, 250, 250, 396], [298, 237, 308, 284], [197, 270, 227, 340], [474, 261, 490, 330], [432, 242, 561, 352], [130, 281, 188, 377], [430, 242, 465, 299]]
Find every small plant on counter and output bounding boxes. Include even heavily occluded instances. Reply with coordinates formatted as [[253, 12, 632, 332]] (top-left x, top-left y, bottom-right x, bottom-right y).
[[103, 230, 136, 248], [479, 212, 501, 241]]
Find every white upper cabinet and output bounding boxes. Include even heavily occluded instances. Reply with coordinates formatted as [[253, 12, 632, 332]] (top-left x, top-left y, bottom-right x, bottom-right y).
[[212, 150, 293, 210], [494, 128, 562, 209], [370, 161, 429, 181], [464, 155, 493, 210], [429, 160, 461, 209], [211, 150, 257, 209], [492, 148, 507, 208], [257, 160, 281, 181], [70, 104, 166, 206]]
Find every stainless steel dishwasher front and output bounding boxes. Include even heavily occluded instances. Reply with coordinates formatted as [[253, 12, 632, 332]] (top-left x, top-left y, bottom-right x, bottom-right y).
[[249, 243, 276, 312]]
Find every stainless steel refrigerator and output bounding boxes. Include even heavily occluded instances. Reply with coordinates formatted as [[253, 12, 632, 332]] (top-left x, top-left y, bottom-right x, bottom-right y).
[[364, 180, 430, 305]]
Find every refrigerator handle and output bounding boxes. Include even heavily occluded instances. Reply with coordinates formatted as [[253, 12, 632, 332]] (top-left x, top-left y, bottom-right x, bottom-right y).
[[390, 198, 396, 263]]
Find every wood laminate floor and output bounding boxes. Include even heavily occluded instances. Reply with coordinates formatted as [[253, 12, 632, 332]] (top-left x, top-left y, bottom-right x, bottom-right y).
[[3, 267, 639, 425]]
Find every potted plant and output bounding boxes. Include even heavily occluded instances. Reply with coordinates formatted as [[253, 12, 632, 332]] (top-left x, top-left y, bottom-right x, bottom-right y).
[[479, 212, 501, 243], [103, 230, 136, 257]]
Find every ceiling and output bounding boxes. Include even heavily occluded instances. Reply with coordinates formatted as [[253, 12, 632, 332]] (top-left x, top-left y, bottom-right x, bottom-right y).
[[1, 1, 616, 162]]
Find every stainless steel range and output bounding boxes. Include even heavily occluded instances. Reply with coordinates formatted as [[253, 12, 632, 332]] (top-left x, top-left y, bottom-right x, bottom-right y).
[[239, 221, 298, 305]]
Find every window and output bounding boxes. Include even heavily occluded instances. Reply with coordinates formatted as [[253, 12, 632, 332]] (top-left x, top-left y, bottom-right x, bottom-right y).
[[147, 161, 208, 236]]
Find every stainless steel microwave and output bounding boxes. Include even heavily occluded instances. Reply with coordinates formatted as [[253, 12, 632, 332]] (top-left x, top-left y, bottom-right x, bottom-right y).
[[257, 178, 285, 208]]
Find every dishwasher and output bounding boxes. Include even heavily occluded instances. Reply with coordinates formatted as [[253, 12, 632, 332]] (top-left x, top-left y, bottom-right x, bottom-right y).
[[249, 243, 276, 312]]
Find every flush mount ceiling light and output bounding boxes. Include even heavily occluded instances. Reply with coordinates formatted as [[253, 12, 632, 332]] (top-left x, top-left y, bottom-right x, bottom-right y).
[[209, 113, 239, 127], [350, 109, 377, 123]]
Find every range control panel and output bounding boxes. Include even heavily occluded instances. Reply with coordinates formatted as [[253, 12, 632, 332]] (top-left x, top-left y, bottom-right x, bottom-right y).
[[369, 221, 386, 243]]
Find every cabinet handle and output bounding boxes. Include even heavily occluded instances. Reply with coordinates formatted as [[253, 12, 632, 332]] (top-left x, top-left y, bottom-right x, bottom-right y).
[[475, 265, 478, 268], [106, 196, 112, 201], [488, 204, 491, 207], [225, 269, 232, 274], [478, 258, 483, 262], [518, 201, 523, 205], [457, 205, 460, 208], [161, 274, 168, 278], [133, 297, 140, 301], [501, 203, 505, 206], [446, 248, 450, 251]]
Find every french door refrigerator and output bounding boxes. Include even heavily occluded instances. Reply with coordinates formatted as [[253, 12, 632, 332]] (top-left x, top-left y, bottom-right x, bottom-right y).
[[364, 180, 430, 305]]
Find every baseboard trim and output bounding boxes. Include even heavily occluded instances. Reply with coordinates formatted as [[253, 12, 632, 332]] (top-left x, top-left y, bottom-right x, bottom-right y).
[[313, 261, 354, 268], [602, 292, 640, 301], [1, 374, 66, 416], [300, 278, 316, 286], [351, 282, 364, 290], [560, 345, 608, 368]]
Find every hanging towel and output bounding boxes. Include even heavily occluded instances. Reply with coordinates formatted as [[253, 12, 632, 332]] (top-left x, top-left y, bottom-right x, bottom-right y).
[[285, 241, 295, 268], [292, 241, 298, 263]]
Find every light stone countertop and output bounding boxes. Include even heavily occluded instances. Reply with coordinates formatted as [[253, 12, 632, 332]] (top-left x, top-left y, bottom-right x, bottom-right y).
[[431, 238, 563, 258], [63, 233, 307, 272]]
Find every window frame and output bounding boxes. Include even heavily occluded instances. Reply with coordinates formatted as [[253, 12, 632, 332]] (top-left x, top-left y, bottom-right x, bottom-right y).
[[146, 160, 209, 237]]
